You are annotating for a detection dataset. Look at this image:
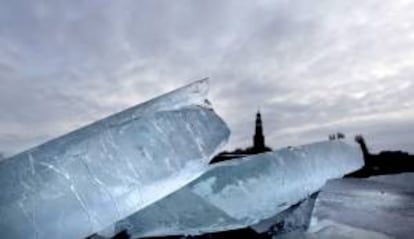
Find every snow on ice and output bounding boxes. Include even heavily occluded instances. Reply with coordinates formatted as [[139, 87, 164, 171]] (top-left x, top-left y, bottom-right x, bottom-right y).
[[306, 173, 414, 239]]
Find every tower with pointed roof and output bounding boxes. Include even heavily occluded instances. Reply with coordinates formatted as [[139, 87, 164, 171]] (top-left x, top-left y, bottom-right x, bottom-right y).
[[210, 110, 271, 163], [253, 111, 265, 152]]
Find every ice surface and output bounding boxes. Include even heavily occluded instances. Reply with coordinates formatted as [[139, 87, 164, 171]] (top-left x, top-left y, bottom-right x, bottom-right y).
[[307, 174, 414, 239], [250, 193, 317, 235], [107, 140, 363, 238], [112, 187, 241, 237], [367, 173, 414, 191], [0, 79, 230, 239]]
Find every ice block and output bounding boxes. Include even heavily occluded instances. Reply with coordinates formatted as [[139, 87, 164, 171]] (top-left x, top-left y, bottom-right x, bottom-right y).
[[0, 79, 230, 239]]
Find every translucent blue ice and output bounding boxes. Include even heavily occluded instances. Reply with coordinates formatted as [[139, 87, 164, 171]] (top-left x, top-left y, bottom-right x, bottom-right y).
[[109, 141, 363, 238], [0, 79, 229, 239]]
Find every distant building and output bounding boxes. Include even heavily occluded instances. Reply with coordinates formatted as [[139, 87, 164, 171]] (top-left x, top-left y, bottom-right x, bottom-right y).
[[210, 111, 272, 163]]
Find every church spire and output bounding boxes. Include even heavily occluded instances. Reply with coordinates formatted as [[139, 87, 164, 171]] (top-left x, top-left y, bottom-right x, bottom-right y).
[[253, 110, 265, 152]]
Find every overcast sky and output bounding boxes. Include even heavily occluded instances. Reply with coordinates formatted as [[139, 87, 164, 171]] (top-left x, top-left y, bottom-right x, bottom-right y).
[[1, 0, 414, 157]]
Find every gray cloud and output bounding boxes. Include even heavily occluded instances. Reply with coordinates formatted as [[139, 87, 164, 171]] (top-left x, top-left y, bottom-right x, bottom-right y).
[[0, 0, 414, 156]]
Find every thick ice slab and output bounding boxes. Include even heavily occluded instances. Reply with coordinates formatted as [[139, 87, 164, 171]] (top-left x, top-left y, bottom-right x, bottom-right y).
[[109, 141, 363, 238], [0, 79, 230, 239], [307, 174, 414, 239]]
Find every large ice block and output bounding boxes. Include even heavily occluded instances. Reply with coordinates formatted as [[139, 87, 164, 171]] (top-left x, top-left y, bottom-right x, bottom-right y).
[[0, 79, 230, 239], [108, 141, 363, 238]]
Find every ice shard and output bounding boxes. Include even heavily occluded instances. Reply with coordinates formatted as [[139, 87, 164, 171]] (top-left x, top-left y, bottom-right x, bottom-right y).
[[107, 141, 363, 238], [0, 79, 230, 239], [250, 193, 318, 235]]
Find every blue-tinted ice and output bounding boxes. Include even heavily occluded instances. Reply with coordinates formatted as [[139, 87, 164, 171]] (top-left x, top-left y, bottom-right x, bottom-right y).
[[107, 141, 363, 238], [0, 79, 230, 239]]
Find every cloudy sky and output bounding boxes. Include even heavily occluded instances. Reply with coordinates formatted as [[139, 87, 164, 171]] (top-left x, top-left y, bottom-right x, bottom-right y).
[[1, 0, 414, 157]]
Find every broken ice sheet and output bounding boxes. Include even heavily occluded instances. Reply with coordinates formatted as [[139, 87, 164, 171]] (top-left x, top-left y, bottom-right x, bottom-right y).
[[307, 174, 414, 239], [107, 141, 363, 238], [0, 79, 230, 239]]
